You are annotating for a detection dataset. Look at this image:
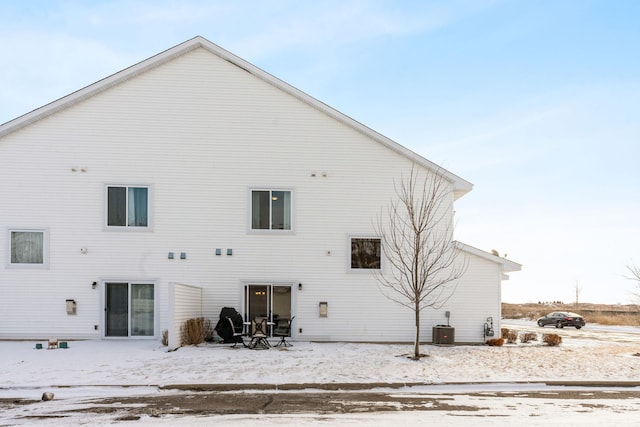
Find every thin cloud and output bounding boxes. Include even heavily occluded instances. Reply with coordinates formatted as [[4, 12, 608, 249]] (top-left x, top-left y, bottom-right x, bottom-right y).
[[0, 31, 133, 122], [226, 1, 491, 59], [0, 1, 502, 121]]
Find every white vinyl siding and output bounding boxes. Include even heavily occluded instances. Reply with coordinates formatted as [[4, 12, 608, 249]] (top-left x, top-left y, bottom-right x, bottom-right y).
[[0, 45, 513, 342], [167, 282, 204, 349]]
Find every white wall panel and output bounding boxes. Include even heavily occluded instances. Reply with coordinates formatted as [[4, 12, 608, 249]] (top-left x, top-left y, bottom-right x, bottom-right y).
[[167, 282, 204, 349], [0, 47, 510, 343]]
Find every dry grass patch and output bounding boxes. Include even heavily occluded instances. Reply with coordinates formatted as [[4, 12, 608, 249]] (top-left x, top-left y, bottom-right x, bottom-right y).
[[502, 302, 640, 326], [542, 333, 562, 346], [505, 329, 518, 344], [520, 332, 538, 343], [586, 313, 639, 326], [180, 317, 213, 346]]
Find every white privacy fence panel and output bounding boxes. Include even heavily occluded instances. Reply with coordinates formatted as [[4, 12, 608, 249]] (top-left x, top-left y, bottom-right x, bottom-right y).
[[168, 282, 203, 350]]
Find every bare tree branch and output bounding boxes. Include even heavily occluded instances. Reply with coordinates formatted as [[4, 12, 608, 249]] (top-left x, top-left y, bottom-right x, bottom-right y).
[[625, 263, 640, 302], [625, 263, 640, 282], [374, 165, 467, 359]]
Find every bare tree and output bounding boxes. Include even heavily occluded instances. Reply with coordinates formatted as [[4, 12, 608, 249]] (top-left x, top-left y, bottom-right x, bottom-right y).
[[625, 263, 640, 301], [574, 280, 582, 309], [375, 165, 467, 360]]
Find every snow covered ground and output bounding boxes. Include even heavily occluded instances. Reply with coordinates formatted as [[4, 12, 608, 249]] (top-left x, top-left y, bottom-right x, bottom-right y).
[[1, 320, 639, 426]]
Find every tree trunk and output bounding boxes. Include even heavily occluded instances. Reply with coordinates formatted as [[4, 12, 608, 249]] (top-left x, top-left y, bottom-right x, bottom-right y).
[[414, 303, 420, 359]]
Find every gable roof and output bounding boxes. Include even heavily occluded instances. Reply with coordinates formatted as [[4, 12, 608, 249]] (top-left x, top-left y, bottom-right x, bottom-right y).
[[0, 35, 472, 198], [455, 241, 522, 279]]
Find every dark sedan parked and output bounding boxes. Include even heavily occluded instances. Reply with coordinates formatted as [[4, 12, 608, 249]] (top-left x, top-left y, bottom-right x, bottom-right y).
[[537, 312, 586, 329]]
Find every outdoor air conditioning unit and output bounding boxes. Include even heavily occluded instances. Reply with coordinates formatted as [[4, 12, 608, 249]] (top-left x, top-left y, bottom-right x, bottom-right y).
[[432, 325, 455, 345]]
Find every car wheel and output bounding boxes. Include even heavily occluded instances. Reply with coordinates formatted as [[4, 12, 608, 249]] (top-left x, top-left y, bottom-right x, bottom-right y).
[[575, 326, 582, 329], [537, 320, 544, 327], [555, 321, 563, 328]]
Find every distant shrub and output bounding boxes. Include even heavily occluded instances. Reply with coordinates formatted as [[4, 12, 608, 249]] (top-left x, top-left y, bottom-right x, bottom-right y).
[[520, 332, 538, 343], [505, 329, 518, 344], [542, 333, 562, 346], [486, 338, 504, 346], [501, 328, 510, 339]]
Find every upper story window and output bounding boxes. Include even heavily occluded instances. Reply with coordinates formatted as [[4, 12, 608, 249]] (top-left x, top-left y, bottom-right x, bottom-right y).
[[251, 189, 292, 231], [8, 229, 48, 268], [350, 237, 381, 270], [107, 186, 149, 228]]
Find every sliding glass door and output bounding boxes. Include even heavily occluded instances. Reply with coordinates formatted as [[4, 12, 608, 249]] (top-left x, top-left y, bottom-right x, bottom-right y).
[[105, 282, 155, 337], [244, 284, 292, 334], [106, 283, 128, 337]]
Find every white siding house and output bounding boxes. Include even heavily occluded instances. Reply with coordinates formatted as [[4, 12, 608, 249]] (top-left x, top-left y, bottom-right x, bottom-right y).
[[0, 36, 520, 345]]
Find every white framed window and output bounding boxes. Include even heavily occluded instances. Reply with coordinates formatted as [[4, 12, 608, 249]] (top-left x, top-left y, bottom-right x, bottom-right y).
[[7, 228, 49, 268], [349, 236, 381, 270], [106, 185, 150, 228], [250, 189, 292, 231]]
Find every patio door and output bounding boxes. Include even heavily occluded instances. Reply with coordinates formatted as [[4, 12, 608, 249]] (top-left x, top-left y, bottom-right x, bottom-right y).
[[244, 284, 292, 332], [105, 282, 155, 337]]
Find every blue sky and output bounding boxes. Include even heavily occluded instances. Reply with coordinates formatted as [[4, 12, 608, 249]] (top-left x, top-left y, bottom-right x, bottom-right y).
[[1, 0, 639, 304]]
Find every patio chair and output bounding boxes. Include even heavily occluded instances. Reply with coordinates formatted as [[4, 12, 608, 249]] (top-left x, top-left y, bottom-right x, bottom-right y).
[[272, 316, 295, 347], [226, 317, 247, 347], [248, 317, 270, 350]]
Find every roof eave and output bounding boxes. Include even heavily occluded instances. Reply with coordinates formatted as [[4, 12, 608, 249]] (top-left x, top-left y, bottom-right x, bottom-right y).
[[455, 241, 522, 273], [196, 37, 474, 195], [0, 36, 204, 138]]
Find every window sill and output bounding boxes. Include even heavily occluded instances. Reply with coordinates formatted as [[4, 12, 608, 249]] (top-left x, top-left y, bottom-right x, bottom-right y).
[[248, 229, 295, 235]]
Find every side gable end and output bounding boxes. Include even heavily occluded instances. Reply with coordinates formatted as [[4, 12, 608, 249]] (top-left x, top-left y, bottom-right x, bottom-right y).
[[0, 36, 472, 198]]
